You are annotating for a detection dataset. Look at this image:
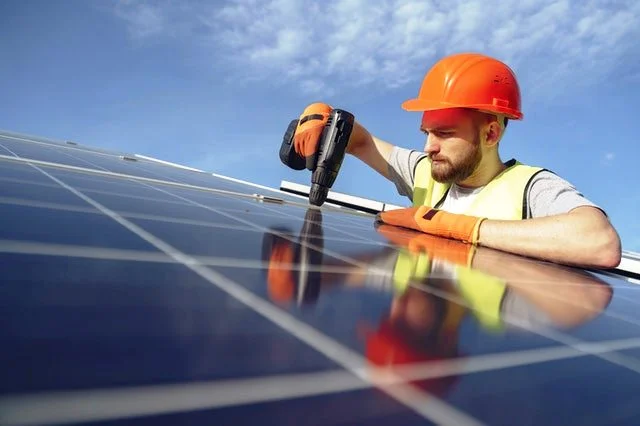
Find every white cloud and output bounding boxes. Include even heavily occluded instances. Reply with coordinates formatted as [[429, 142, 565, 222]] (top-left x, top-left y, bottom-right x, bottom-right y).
[[112, 0, 640, 96], [114, 0, 167, 39], [602, 152, 616, 165]]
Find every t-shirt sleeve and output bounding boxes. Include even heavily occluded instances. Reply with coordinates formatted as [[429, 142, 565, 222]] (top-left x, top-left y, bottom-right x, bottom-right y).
[[387, 145, 427, 202], [527, 170, 604, 218]]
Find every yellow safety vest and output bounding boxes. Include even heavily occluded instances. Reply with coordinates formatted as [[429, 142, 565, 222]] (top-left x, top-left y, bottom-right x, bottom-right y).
[[413, 158, 545, 220], [391, 158, 547, 331]]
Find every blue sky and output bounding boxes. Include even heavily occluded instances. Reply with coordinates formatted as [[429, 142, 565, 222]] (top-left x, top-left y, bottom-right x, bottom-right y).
[[1, 0, 639, 252]]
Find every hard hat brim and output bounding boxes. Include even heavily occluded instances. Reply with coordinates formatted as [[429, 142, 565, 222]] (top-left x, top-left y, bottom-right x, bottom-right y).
[[401, 98, 523, 120]]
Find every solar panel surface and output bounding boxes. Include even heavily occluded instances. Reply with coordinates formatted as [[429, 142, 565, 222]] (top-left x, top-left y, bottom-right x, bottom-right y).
[[1, 131, 640, 426]]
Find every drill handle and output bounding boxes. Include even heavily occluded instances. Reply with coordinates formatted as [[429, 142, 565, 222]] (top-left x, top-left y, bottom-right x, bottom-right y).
[[312, 110, 354, 183], [279, 119, 307, 170]]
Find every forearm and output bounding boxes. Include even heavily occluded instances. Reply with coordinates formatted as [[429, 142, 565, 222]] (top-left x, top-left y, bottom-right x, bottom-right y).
[[477, 207, 621, 269], [471, 246, 613, 326], [472, 246, 592, 283], [347, 121, 395, 180]]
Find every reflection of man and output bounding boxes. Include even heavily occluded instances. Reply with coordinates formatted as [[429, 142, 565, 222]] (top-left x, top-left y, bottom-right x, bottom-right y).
[[262, 212, 613, 387], [356, 229, 612, 394], [371, 226, 613, 331]]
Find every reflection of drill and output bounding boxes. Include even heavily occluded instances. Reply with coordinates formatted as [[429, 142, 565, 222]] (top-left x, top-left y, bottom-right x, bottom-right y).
[[261, 209, 324, 306], [279, 109, 354, 206]]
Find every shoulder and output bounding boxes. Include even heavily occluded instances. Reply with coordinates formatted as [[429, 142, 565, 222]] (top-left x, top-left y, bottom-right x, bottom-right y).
[[389, 146, 427, 184], [525, 169, 603, 218], [386, 146, 427, 200]]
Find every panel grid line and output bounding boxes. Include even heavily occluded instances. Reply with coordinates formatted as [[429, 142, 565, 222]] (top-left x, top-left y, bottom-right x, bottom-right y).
[[58, 143, 378, 233], [0, 239, 364, 274], [131, 178, 640, 379], [0, 134, 127, 159], [129, 180, 640, 367], [49, 145, 187, 188], [5, 238, 640, 300], [0, 153, 370, 218], [0, 175, 250, 209], [3, 335, 640, 426], [2, 187, 634, 285], [0, 154, 321, 212], [0, 174, 374, 233], [1, 163, 639, 293], [408, 279, 640, 374], [3, 138, 640, 425], [137, 182, 391, 274], [24, 157, 484, 426], [138, 183, 640, 326], [0, 196, 388, 249]]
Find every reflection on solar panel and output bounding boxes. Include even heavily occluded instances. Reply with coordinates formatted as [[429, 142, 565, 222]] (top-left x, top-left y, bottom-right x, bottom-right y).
[[1, 130, 640, 426]]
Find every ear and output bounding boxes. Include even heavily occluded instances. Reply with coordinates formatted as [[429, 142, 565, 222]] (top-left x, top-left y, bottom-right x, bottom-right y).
[[484, 120, 502, 147]]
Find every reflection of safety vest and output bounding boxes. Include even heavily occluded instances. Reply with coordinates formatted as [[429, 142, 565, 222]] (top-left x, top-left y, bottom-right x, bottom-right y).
[[392, 248, 509, 331], [392, 158, 547, 331]]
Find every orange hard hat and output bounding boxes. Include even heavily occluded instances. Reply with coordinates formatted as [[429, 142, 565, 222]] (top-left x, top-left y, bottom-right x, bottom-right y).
[[402, 53, 523, 120]]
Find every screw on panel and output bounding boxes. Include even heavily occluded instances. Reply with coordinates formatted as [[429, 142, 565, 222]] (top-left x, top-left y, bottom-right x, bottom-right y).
[[253, 194, 284, 204]]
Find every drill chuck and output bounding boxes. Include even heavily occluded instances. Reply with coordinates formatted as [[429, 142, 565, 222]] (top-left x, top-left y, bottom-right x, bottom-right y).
[[309, 184, 328, 206]]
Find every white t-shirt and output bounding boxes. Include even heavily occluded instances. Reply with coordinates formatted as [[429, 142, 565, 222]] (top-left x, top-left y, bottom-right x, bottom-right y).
[[437, 184, 484, 215], [386, 146, 602, 218]]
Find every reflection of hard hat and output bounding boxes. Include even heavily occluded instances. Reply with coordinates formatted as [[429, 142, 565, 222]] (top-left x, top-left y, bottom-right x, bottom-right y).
[[364, 318, 459, 397], [363, 289, 467, 396], [402, 53, 523, 120], [366, 319, 443, 365], [366, 296, 466, 364]]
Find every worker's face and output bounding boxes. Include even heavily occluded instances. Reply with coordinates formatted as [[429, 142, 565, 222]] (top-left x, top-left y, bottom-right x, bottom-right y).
[[389, 287, 438, 335], [420, 109, 484, 184]]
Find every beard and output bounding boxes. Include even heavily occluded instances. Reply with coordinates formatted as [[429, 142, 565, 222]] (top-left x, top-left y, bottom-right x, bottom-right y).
[[430, 134, 482, 184]]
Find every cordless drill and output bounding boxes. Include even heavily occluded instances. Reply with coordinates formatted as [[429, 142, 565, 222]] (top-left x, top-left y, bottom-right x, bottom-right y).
[[279, 109, 355, 206]]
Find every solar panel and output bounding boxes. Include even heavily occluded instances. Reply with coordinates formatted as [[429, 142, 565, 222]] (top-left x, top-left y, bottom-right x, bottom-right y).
[[2, 130, 640, 426]]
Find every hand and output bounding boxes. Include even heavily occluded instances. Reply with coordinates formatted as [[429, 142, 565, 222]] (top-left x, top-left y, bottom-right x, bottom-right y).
[[293, 102, 333, 170], [376, 206, 486, 244], [376, 223, 476, 266]]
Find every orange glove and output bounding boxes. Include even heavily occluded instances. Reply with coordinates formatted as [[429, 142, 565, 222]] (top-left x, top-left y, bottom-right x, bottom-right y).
[[293, 102, 332, 169], [376, 223, 476, 266], [376, 206, 486, 244]]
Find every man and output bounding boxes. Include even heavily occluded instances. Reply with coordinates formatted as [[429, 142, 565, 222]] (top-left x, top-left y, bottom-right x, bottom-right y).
[[292, 52, 621, 269]]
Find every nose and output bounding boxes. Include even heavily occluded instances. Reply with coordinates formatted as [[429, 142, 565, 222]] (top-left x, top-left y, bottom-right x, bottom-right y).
[[424, 134, 440, 156]]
